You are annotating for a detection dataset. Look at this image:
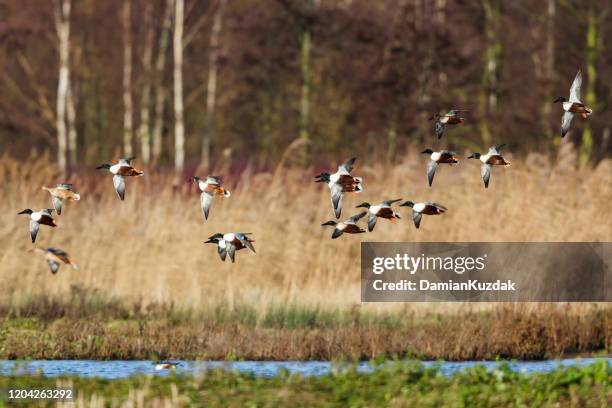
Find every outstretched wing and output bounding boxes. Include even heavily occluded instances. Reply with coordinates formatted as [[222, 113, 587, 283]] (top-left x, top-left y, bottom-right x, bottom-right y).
[[200, 192, 213, 220], [55, 183, 72, 190], [29, 220, 39, 243], [119, 156, 136, 165], [113, 175, 126, 200], [236, 233, 256, 253], [412, 211, 422, 229], [217, 245, 227, 262], [330, 183, 343, 219], [569, 70, 582, 103], [427, 160, 437, 187], [348, 211, 367, 224], [206, 176, 221, 185], [382, 198, 402, 206], [367, 213, 378, 232], [481, 164, 491, 188], [331, 228, 343, 239], [488, 144, 505, 155], [561, 111, 574, 138], [51, 196, 63, 215], [435, 121, 445, 139], [47, 260, 60, 274], [226, 243, 237, 263], [338, 157, 356, 174]]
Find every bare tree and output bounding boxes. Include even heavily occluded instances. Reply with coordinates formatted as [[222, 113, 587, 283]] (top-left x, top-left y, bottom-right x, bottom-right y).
[[138, 1, 155, 165], [122, 0, 134, 157], [53, 0, 71, 175], [201, 0, 226, 169], [67, 85, 77, 164], [152, 0, 174, 164], [174, 0, 185, 174]]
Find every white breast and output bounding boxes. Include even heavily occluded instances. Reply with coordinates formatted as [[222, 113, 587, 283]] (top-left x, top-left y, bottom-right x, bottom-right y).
[[480, 154, 489, 164], [330, 172, 341, 183], [31, 212, 42, 222], [370, 205, 382, 214], [337, 222, 347, 230], [440, 116, 449, 124], [431, 152, 441, 161], [223, 233, 235, 242], [563, 101, 573, 111], [219, 240, 227, 249], [198, 180, 208, 192], [413, 203, 426, 213], [109, 164, 122, 174]]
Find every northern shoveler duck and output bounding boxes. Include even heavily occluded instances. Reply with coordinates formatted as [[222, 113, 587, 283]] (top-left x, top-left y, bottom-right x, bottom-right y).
[[315, 157, 362, 219], [554, 69, 592, 137], [321, 211, 367, 239], [356, 199, 402, 232], [33, 247, 77, 274], [41, 184, 80, 215], [467, 144, 511, 188], [400, 201, 447, 229], [204, 232, 255, 263], [96, 157, 144, 200], [193, 176, 231, 220], [421, 148, 460, 187], [17, 208, 56, 243], [429, 109, 467, 139], [154, 362, 180, 370]]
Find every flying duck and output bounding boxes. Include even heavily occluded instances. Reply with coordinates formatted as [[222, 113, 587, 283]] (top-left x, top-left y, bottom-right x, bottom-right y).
[[96, 157, 144, 200], [356, 199, 402, 232], [429, 109, 467, 139], [554, 69, 592, 137], [154, 362, 180, 370], [204, 232, 255, 263], [467, 144, 511, 188], [17, 208, 56, 243], [421, 148, 460, 187], [315, 157, 362, 219], [34, 247, 77, 274], [400, 201, 447, 229], [193, 176, 231, 220], [41, 184, 80, 215], [321, 211, 367, 239]]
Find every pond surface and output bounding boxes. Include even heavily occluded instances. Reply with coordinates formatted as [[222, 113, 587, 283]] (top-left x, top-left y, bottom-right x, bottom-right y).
[[0, 358, 608, 380]]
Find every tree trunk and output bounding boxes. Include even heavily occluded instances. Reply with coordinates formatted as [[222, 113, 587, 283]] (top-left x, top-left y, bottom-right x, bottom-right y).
[[173, 0, 185, 174], [54, 0, 71, 176], [138, 1, 155, 165], [122, 0, 134, 157], [580, 7, 597, 167], [201, 0, 226, 170], [299, 27, 312, 164], [152, 0, 173, 164], [542, 0, 555, 141], [480, 0, 501, 146], [67, 82, 77, 164]]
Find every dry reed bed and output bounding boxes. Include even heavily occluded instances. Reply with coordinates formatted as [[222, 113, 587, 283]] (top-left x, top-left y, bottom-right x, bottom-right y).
[[0, 147, 610, 311]]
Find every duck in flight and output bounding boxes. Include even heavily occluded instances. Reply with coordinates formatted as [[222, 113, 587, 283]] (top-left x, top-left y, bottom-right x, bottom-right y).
[[421, 149, 460, 187], [315, 157, 362, 219], [205, 232, 255, 263], [400, 201, 447, 229], [467, 144, 511, 188], [96, 157, 144, 200], [554, 69, 592, 137], [429, 109, 467, 139], [34, 247, 77, 274], [41, 184, 80, 215], [193, 176, 231, 220], [321, 211, 367, 239], [17, 208, 57, 243], [356, 199, 402, 232]]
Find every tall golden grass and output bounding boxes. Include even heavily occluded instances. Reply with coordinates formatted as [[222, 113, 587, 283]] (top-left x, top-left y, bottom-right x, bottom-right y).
[[0, 144, 610, 312]]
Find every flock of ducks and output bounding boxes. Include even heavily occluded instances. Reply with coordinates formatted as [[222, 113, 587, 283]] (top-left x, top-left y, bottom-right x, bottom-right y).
[[16, 70, 590, 269]]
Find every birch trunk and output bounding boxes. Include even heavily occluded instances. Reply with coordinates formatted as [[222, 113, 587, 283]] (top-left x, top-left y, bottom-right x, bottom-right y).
[[201, 0, 226, 169], [173, 0, 185, 174], [152, 0, 173, 163], [138, 1, 154, 165], [54, 0, 70, 176], [580, 7, 597, 166], [299, 27, 312, 164], [480, 0, 501, 146], [67, 82, 77, 164], [122, 0, 134, 157]]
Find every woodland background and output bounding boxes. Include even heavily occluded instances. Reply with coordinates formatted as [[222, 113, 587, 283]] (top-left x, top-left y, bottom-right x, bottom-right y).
[[0, 0, 611, 175]]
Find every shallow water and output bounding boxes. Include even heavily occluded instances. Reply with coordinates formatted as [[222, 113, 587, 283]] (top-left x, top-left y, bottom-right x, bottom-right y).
[[0, 358, 608, 380]]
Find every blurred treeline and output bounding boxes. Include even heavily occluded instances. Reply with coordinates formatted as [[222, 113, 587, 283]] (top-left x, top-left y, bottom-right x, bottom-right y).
[[0, 0, 610, 174]]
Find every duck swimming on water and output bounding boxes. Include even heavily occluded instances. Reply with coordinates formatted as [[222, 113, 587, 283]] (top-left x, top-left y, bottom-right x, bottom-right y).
[[17, 208, 56, 243], [554, 69, 592, 138], [96, 157, 144, 200], [193, 176, 231, 220], [315, 157, 362, 219], [467, 144, 511, 188], [41, 184, 80, 215]]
